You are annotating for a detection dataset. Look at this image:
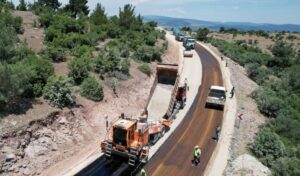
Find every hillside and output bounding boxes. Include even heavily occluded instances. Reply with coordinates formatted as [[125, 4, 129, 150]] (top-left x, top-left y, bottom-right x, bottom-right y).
[[144, 15, 300, 32]]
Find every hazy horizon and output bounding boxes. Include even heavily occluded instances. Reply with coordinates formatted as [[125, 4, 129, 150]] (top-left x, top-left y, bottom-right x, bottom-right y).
[[12, 0, 300, 25]]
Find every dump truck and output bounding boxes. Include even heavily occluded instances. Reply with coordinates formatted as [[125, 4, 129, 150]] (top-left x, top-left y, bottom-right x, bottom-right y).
[[101, 64, 185, 167], [176, 32, 185, 42], [175, 85, 187, 109], [205, 85, 226, 110]]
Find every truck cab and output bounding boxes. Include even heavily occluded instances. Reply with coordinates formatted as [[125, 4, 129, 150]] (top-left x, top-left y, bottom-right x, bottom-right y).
[[101, 118, 149, 166], [176, 32, 185, 42], [205, 85, 226, 110], [183, 36, 195, 49]]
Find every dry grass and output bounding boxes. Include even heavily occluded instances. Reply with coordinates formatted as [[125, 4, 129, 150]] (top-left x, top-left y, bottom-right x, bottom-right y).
[[209, 32, 300, 54]]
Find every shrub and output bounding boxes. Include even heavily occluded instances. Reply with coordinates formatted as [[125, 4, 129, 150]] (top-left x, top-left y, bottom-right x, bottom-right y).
[[45, 26, 61, 42], [109, 77, 118, 95], [94, 54, 107, 75], [44, 45, 66, 62], [252, 88, 286, 118], [120, 58, 131, 75], [250, 128, 286, 167], [271, 41, 294, 58], [80, 76, 104, 101], [135, 45, 161, 62], [0, 63, 32, 108], [23, 56, 54, 96], [145, 34, 156, 46], [68, 56, 91, 85], [272, 157, 300, 176], [39, 12, 54, 28], [72, 45, 93, 58], [138, 63, 152, 76], [43, 75, 75, 108]]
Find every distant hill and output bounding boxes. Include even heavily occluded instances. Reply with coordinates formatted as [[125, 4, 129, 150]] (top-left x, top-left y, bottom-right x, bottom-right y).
[[143, 15, 300, 32]]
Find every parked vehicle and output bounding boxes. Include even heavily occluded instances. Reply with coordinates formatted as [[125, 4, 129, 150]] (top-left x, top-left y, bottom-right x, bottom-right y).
[[205, 85, 226, 110]]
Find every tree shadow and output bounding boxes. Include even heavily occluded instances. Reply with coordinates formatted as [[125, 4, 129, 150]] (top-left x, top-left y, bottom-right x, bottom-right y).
[[0, 98, 34, 118]]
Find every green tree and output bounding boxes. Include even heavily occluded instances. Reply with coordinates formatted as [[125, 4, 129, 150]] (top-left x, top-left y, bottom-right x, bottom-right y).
[[90, 3, 107, 25], [17, 0, 27, 11], [37, 0, 61, 10], [22, 56, 54, 96], [119, 4, 136, 29], [0, 63, 32, 109], [80, 76, 104, 101], [181, 26, 192, 33], [68, 56, 90, 84], [196, 27, 209, 41], [43, 75, 75, 108], [147, 21, 157, 28], [271, 41, 294, 58], [106, 49, 120, 72], [219, 26, 225, 33], [0, 25, 17, 62], [65, 0, 89, 18]]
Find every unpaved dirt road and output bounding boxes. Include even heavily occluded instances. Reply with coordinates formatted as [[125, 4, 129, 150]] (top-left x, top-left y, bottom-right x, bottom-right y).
[[145, 42, 224, 176]]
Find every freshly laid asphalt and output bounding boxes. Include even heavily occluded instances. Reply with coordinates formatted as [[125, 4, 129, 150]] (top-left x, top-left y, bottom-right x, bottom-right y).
[[144, 42, 224, 176], [77, 42, 224, 176]]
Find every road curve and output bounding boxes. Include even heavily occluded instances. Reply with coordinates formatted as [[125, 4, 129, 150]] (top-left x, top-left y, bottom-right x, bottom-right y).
[[144, 43, 224, 176], [76, 43, 223, 176]]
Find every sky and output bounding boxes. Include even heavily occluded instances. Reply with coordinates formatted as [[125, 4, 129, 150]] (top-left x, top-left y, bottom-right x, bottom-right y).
[[12, 0, 300, 25]]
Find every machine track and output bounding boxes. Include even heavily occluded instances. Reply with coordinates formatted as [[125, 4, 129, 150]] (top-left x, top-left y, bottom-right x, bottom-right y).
[[77, 43, 223, 176]]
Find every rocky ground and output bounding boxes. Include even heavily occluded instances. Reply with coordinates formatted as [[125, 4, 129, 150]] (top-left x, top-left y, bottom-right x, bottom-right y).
[[0, 110, 94, 176], [206, 44, 270, 175]]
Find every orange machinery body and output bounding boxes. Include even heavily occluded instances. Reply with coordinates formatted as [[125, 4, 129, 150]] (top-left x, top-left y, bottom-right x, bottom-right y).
[[101, 117, 165, 166]]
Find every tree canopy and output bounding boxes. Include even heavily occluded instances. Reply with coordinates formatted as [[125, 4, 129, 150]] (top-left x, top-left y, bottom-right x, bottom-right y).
[[65, 0, 89, 18]]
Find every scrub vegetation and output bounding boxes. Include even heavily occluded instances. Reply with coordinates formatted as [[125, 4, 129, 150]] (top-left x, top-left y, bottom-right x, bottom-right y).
[[209, 28, 300, 175], [0, 0, 166, 111]]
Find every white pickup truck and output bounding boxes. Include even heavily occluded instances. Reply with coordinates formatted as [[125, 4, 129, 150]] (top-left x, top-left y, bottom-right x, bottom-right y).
[[205, 85, 226, 110]]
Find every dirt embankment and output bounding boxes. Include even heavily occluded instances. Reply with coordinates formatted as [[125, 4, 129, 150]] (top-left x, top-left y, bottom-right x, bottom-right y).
[[1, 11, 162, 176]]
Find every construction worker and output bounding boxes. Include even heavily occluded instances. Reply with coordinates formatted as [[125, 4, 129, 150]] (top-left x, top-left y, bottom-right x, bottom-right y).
[[140, 168, 147, 176], [230, 86, 235, 98], [215, 125, 221, 142], [192, 145, 201, 166], [184, 78, 189, 91]]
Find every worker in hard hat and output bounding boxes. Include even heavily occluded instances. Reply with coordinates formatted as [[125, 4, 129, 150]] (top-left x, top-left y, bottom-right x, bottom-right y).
[[192, 145, 201, 166], [140, 168, 147, 176]]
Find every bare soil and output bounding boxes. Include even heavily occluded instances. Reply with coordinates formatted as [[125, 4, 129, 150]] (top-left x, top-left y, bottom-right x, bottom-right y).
[[12, 11, 45, 53]]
